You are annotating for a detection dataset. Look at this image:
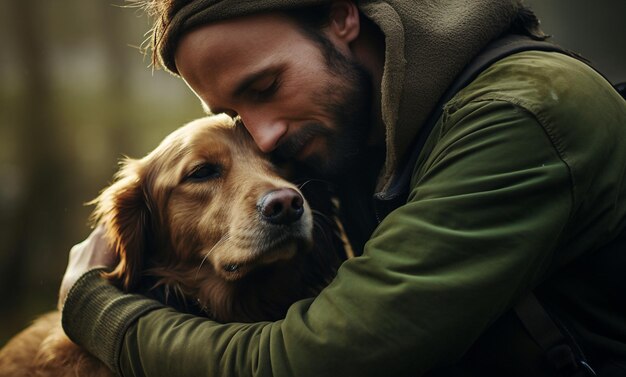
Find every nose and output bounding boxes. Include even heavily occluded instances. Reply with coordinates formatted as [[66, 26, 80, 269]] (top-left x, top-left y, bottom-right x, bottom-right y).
[[240, 113, 287, 153], [257, 188, 304, 225]]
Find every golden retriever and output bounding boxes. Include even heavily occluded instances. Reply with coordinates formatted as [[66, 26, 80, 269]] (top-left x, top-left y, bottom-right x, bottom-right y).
[[0, 114, 347, 376]]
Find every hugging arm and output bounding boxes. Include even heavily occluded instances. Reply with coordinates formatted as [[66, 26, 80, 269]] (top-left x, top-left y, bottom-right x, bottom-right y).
[[62, 100, 574, 376]]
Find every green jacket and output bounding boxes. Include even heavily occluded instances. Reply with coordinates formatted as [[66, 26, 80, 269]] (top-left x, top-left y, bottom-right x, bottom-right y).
[[63, 50, 626, 376]]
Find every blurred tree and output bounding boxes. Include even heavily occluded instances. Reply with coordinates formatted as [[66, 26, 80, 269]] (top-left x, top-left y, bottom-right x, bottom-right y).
[[527, 0, 626, 82], [0, 0, 72, 324], [100, 0, 134, 155]]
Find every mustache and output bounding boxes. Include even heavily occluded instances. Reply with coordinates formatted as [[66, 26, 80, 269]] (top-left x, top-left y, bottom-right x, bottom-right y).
[[271, 123, 330, 162]]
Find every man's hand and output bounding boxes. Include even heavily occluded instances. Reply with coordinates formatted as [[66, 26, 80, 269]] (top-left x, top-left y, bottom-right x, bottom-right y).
[[58, 225, 117, 310]]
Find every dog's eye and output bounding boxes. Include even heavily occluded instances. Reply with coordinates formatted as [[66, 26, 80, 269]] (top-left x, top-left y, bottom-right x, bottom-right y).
[[186, 164, 221, 182]]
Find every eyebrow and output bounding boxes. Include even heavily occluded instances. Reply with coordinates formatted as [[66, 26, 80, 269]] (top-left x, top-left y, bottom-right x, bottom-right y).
[[210, 67, 279, 115]]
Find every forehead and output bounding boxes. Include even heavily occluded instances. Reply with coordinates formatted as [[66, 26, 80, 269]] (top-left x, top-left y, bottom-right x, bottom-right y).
[[174, 13, 313, 105], [148, 118, 257, 174]]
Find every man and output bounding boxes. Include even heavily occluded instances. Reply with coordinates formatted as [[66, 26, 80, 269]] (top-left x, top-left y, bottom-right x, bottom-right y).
[[59, 0, 626, 376]]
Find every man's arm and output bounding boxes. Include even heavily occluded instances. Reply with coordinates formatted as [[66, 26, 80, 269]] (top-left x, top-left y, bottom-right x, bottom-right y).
[[62, 99, 573, 376]]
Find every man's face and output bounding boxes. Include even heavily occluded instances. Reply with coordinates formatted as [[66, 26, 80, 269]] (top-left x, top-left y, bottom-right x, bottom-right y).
[[175, 12, 372, 176]]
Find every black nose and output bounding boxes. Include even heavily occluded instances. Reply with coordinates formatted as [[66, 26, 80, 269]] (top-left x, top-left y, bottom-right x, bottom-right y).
[[258, 188, 304, 225]]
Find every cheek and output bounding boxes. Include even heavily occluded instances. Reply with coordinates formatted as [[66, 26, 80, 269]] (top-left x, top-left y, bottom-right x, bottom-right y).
[[167, 186, 230, 258], [279, 69, 333, 116]]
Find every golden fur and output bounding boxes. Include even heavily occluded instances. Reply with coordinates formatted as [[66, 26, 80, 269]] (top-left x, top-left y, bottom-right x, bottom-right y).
[[0, 115, 344, 376]]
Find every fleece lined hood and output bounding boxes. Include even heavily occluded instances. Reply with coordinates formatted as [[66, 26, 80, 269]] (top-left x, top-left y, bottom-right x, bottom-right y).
[[158, 0, 522, 190]]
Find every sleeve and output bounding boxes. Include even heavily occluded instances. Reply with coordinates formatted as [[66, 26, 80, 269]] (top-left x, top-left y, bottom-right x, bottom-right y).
[[62, 99, 574, 377], [61, 268, 164, 374]]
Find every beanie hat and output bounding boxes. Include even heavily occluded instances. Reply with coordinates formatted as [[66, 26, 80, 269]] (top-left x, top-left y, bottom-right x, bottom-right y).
[[156, 0, 330, 75]]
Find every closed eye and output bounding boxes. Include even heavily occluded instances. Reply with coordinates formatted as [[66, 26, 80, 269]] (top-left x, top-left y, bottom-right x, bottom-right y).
[[249, 77, 280, 102], [185, 163, 222, 182]]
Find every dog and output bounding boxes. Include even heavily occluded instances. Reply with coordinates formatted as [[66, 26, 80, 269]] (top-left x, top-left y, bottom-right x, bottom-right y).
[[0, 114, 348, 376]]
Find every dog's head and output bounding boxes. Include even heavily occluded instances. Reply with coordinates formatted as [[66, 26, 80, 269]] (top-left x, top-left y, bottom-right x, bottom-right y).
[[90, 115, 336, 320]]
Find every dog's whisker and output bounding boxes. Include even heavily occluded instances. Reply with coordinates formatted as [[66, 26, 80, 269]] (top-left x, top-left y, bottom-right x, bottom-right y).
[[207, 233, 231, 257], [195, 233, 231, 280], [195, 255, 210, 281], [311, 209, 332, 221], [296, 179, 314, 190], [296, 178, 331, 191]]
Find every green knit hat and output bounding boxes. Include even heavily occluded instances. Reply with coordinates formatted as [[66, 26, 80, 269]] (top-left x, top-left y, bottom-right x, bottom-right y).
[[155, 0, 331, 75]]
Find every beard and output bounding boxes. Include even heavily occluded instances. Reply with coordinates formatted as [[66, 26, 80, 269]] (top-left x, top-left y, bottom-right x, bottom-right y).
[[272, 38, 374, 179]]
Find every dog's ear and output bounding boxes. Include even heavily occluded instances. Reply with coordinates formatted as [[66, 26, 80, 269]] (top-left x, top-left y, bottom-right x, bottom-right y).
[[89, 157, 151, 292]]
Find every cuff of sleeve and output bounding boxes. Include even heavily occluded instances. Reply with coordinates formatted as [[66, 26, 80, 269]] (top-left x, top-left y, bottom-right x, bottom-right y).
[[61, 268, 164, 374]]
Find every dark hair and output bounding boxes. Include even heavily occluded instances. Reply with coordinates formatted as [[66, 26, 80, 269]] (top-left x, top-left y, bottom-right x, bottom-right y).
[[283, 4, 333, 34], [283, 5, 347, 66], [129, 0, 189, 69]]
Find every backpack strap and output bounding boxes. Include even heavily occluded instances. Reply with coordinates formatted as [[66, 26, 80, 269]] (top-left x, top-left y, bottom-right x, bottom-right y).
[[514, 293, 597, 377]]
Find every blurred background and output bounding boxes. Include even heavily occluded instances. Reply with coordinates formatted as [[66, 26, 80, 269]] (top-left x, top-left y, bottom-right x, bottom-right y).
[[1, 0, 625, 345]]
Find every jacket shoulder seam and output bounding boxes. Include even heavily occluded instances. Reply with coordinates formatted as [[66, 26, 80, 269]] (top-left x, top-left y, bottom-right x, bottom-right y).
[[442, 95, 577, 218]]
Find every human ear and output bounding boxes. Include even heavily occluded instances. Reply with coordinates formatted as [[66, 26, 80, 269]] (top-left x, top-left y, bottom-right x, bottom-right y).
[[327, 0, 361, 45]]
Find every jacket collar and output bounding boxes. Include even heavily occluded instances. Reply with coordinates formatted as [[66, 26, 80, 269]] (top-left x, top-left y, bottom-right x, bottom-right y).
[[358, 1, 521, 193]]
